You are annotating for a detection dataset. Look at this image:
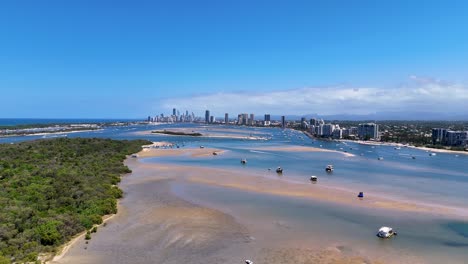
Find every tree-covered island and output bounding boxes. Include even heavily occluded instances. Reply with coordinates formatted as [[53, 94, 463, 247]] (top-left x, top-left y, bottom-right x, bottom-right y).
[[0, 138, 151, 263]]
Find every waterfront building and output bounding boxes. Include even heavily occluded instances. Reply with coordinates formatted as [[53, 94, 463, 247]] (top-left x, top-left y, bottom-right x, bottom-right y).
[[173, 108, 176, 116], [225, 113, 229, 124], [432, 128, 447, 145], [281, 116, 286, 128], [315, 124, 323, 136], [445, 131, 468, 146], [332, 128, 343, 139], [249, 114, 255, 126], [210, 116, 214, 124], [310, 118, 317, 126], [205, 110, 210, 124], [342, 128, 350, 137], [242, 113, 249, 125], [322, 124, 335, 137], [237, 114, 243, 125], [264, 114, 271, 126], [301, 117, 308, 129], [309, 125, 315, 135], [358, 123, 379, 140]]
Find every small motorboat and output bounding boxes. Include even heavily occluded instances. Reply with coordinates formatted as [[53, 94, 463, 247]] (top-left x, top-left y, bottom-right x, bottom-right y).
[[212, 152, 218, 155], [412, 156, 416, 159], [358, 191, 364, 198], [429, 153, 436, 156], [276, 167, 283, 173], [241, 159, 247, 164], [200, 146, 205, 149], [325, 165, 334, 172], [245, 260, 253, 264], [131, 154, 139, 158], [376, 226, 397, 238], [378, 157, 384, 160], [310, 176, 317, 182]]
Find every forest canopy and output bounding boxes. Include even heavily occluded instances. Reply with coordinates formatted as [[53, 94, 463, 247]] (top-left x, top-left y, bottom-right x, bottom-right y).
[[0, 137, 151, 263]]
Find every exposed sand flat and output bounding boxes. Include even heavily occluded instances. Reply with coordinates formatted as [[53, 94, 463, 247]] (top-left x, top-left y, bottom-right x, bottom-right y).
[[51, 149, 431, 264], [133, 147, 454, 215], [252, 145, 355, 157], [181, 167, 450, 215], [138, 147, 226, 158], [133, 128, 269, 140]]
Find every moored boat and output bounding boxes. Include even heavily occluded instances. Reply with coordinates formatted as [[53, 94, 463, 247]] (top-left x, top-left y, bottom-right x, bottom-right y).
[[376, 226, 397, 238]]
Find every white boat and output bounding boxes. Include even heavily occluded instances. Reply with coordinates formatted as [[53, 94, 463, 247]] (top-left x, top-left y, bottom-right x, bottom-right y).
[[241, 159, 247, 164], [276, 167, 283, 173], [376, 226, 397, 238], [429, 153, 436, 156], [325, 165, 334, 172], [310, 176, 317, 182], [245, 260, 253, 264], [378, 157, 384, 160]]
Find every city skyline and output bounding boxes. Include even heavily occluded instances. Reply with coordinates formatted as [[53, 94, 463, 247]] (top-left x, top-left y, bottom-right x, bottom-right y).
[[2, 1, 468, 119]]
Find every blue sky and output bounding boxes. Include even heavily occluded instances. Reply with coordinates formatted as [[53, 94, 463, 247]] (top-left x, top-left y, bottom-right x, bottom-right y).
[[1, 0, 468, 118]]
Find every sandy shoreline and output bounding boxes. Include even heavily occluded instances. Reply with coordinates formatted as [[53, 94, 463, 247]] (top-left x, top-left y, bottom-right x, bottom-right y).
[[133, 128, 269, 140], [339, 139, 468, 155]]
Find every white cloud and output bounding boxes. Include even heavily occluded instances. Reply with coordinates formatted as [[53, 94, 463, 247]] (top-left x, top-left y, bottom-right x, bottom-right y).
[[160, 76, 468, 116]]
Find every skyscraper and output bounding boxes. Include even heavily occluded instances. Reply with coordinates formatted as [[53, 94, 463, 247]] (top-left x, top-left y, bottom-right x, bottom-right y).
[[205, 110, 210, 124], [310, 118, 317, 126], [249, 114, 255, 126], [301, 117, 307, 129], [264, 114, 271, 126], [281, 116, 286, 128], [358, 123, 379, 140], [225, 113, 229, 124], [242, 113, 248, 125], [173, 108, 176, 116]]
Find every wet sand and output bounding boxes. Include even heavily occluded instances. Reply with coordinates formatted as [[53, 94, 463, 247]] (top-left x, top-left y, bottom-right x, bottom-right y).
[[51, 156, 390, 264], [138, 147, 226, 158]]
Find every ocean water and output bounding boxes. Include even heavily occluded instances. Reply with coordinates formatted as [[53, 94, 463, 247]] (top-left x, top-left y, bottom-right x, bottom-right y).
[[1, 122, 468, 263], [0, 118, 141, 126]]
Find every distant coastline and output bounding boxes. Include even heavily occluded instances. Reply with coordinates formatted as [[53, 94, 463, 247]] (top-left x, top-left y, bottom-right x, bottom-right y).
[[302, 131, 468, 155]]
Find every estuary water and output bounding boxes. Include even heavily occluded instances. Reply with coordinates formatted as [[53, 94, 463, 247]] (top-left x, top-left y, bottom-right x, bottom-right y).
[[2, 123, 468, 263]]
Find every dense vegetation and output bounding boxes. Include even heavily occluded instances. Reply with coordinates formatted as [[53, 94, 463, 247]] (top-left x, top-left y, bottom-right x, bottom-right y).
[[0, 138, 151, 263], [152, 130, 202, 136]]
